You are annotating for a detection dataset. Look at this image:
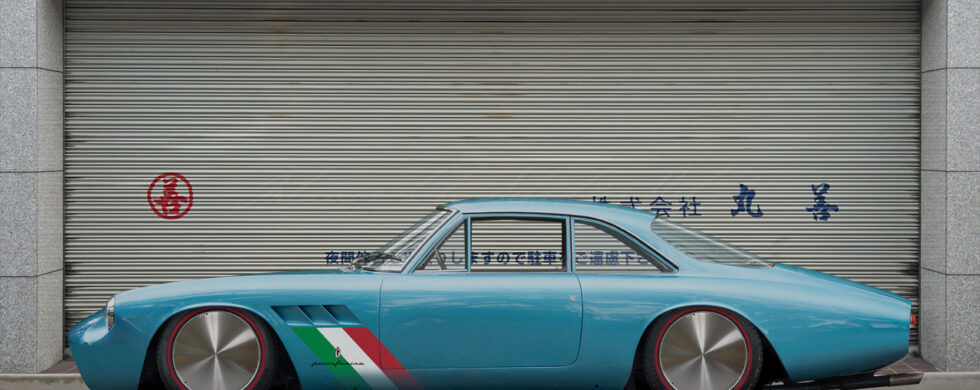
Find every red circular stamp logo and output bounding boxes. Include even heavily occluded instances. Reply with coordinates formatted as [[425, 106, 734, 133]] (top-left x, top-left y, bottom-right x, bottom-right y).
[[147, 173, 193, 220]]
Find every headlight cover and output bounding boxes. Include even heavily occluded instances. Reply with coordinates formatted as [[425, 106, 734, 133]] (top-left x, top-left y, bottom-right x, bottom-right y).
[[105, 296, 115, 328]]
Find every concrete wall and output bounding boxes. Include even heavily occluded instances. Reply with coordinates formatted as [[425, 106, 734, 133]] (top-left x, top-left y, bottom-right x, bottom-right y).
[[0, 0, 64, 374], [920, 0, 980, 372]]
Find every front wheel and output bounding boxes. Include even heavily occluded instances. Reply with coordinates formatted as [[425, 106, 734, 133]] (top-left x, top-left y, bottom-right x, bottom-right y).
[[157, 307, 279, 390], [642, 307, 764, 390]]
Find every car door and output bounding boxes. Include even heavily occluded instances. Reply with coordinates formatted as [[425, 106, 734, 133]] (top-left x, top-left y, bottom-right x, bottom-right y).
[[380, 215, 583, 369]]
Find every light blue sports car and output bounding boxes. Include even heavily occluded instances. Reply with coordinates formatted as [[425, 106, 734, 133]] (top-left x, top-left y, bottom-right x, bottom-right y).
[[70, 198, 920, 390]]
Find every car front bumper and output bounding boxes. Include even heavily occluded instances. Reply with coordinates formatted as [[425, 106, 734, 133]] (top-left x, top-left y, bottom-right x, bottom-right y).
[[68, 310, 148, 390]]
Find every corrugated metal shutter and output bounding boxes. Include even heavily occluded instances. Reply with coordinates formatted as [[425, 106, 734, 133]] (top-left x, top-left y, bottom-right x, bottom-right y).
[[65, 0, 920, 342]]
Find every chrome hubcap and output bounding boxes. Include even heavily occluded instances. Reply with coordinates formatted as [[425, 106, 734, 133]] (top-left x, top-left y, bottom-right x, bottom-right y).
[[172, 310, 261, 390], [658, 311, 748, 390]]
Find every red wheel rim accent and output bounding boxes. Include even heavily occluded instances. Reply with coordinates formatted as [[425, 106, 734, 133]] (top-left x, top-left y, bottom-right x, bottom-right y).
[[653, 306, 753, 390], [165, 307, 266, 390]]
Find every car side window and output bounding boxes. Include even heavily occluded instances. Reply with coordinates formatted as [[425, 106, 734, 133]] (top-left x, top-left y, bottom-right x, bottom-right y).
[[417, 223, 467, 271], [470, 218, 565, 272], [574, 219, 668, 273]]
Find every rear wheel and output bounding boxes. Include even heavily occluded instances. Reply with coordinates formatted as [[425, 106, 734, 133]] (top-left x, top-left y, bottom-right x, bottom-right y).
[[642, 307, 763, 390], [156, 307, 278, 390]]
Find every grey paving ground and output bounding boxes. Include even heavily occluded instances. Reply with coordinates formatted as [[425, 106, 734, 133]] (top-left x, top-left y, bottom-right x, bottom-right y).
[[3, 372, 979, 390], [2, 357, 974, 390]]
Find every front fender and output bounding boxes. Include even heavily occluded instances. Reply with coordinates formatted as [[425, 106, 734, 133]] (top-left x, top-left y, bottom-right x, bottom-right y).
[[69, 300, 306, 390], [69, 272, 386, 390]]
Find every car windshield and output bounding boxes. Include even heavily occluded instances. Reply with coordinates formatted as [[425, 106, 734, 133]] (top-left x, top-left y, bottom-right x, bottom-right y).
[[353, 209, 454, 272], [649, 218, 773, 268]]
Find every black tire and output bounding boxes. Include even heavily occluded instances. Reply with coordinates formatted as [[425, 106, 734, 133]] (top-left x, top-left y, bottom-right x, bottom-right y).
[[642, 307, 764, 390], [156, 307, 279, 390]]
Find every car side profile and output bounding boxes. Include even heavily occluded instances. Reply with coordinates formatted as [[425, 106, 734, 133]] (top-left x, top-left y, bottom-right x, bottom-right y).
[[70, 198, 918, 390]]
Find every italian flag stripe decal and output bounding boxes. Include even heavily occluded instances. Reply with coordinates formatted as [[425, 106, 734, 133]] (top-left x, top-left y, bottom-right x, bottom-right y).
[[319, 328, 397, 389], [292, 327, 372, 389], [295, 326, 422, 390]]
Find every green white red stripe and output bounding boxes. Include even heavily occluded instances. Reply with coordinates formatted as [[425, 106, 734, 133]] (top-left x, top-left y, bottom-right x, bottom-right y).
[[293, 326, 422, 390]]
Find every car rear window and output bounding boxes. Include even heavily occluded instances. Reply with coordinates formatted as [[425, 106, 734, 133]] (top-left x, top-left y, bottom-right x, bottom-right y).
[[650, 219, 772, 268], [574, 219, 670, 273]]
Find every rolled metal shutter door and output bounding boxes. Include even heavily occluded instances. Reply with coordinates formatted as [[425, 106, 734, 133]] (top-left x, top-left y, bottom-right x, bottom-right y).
[[65, 0, 920, 342]]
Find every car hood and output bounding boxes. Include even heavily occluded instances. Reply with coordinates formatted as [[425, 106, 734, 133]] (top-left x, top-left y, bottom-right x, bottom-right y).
[[114, 268, 386, 305]]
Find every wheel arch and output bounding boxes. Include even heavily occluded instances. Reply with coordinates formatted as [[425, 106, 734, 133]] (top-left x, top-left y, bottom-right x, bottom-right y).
[[136, 304, 300, 389], [632, 304, 790, 387]]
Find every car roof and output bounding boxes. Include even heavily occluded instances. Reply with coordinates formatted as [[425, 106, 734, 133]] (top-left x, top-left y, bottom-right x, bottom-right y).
[[443, 198, 656, 225]]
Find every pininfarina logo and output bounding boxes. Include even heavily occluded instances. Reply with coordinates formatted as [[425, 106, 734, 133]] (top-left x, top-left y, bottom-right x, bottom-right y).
[[293, 326, 423, 389]]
